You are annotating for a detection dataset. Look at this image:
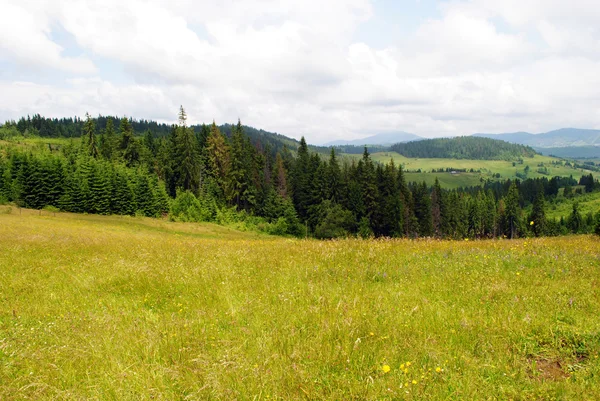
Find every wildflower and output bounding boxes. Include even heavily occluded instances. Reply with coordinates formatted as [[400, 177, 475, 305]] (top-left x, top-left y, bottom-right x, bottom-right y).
[[369, 332, 374, 336], [406, 362, 412, 367], [400, 363, 405, 370], [412, 380, 418, 385], [435, 367, 442, 373], [530, 221, 534, 226], [382, 365, 391, 373]]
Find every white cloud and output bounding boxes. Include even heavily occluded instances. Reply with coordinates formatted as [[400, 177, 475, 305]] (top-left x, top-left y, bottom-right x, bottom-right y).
[[1, 0, 600, 143], [0, 1, 96, 74]]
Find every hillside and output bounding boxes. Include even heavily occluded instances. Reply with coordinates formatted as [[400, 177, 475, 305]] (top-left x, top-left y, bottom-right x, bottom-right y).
[[475, 128, 600, 157], [2, 114, 331, 156], [536, 146, 600, 159], [343, 151, 595, 189], [323, 131, 422, 146], [390, 136, 536, 160], [2, 208, 600, 399]]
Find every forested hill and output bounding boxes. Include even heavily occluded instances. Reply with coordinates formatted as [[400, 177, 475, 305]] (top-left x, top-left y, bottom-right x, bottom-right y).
[[390, 136, 537, 160], [4, 113, 330, 155], [1, 109, 599, 240]]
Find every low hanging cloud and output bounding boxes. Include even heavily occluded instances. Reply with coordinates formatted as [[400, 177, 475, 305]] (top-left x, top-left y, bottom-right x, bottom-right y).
[[1, 0, 600, 143]]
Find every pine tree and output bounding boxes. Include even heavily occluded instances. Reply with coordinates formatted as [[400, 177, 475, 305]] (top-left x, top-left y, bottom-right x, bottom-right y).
[[174, 120, 201, 193], [567, 202, 583, 233], [205, 121, 230, 199], [482, 190, 497, 238], [375, 159, 402, 237], [111, 168, 134, 215], [291, 137, 311, 220], [0, 158, 10, 202], [431, 178, 444, 237], [227, 121, 247, 208], [413, 181, 433, 237], [358, 147, 378, 229], [503, 182, 521, 239], [178, 105, 187, 127], [100, 117, 117, 161], [326, 148, 341, 202], [274, 153, 288, 198], [529, 191, 547, 237], [134, 173, 157, 217], [86, 160, 112, 214], [84, 112, 99, 158], [120, 117, 140, 167]]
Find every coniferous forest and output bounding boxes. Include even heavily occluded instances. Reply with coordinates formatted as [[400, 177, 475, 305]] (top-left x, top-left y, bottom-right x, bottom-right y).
[[1, 107, 599, 239]]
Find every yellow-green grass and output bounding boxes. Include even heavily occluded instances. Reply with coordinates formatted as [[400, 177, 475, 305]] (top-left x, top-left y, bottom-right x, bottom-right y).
[[344, 152, 594, 188], [1, 207, 600, 400], [546, 192, 600, 220]]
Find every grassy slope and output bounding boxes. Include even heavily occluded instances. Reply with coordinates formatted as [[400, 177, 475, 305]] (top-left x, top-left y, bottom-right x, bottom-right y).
[[546, 192, 600, 220], [344, 152, 593, 189], [1, 208, 600, 400]]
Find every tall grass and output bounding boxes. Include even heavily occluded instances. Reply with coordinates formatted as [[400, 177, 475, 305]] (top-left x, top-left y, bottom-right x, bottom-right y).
[[1, 207, 599, 400]]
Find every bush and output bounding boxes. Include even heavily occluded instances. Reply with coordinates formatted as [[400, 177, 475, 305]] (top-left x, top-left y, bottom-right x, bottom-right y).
[[314, 200, 355, 239], [169, 191, 212, 222]]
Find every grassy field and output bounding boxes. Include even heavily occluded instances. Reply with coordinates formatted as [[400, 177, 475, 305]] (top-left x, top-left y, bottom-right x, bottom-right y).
[[343, 152, 594, 189], [546, 192, 600, 221], [1, 208, 600, 400]]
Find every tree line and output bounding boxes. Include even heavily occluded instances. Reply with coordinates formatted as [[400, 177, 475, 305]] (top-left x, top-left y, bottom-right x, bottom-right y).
[[390, 136, 537, 160], [1, 108, 599, 238]]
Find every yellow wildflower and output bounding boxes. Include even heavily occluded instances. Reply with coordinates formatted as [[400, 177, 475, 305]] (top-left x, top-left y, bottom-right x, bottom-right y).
[[382, 365, 391, 373]]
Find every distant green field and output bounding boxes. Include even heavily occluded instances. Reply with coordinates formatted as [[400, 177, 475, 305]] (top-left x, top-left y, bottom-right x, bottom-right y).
[[1, 208, 600, 400], [546, 192, 600, 221], [343, 151, 594, 188]]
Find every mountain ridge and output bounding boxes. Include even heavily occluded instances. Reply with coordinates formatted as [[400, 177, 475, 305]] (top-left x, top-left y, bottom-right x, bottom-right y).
[[474, 128, 600, 148], [323, 132, 422, 146]]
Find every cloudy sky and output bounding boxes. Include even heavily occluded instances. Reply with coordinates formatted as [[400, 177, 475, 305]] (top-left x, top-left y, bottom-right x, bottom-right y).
[[1, 0, 600, 144]]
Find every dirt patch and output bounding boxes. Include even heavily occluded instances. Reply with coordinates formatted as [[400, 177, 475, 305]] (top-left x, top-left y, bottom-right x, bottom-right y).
[[528, 358, 570, 381]]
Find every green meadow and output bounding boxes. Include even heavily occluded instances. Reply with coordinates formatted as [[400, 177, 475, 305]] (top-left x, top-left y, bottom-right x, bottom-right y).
[[546, 192, 600, 221], [344, 152, 593, 189], [1, 207, 599, 400]]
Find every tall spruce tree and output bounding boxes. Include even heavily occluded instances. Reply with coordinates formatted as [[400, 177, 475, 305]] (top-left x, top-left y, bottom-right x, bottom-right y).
[[503, 182, 521, 239], [174, 109, 201, 193], [529, 191, 547, 237], [84, 113, 99, 159]]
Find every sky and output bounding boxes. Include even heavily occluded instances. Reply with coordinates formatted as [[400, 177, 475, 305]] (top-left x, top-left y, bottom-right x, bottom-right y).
[[1, 0, 600, 144]]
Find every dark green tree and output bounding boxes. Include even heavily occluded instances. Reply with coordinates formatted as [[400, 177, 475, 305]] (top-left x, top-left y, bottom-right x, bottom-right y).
[[529, 191, 547, 237]]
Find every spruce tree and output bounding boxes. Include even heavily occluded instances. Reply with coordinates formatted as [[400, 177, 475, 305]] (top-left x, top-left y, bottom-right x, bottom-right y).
[[326, 148, 341, 202], [567, 202, 583, 233], [358, 147, 378, 229], [413, 181, 433, 237], [84, 113, 99, 158], [174, 120, 201, 193], [119, 117, 140, 167], [529, 191, 547, 237], [227, 121, 247, 208], [431, 178, 444, 237], [503, 182, 521, 239], [291, 137, 311, 220], [111, 168, 134, 215], [274, 153, 288, 198], [134, 173, 156, 217], [205, 121, 230, 198], [99, 118, 117, 161]]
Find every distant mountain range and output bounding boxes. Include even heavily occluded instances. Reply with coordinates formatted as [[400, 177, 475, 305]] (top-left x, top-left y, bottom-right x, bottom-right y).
[[474, 128, 600, 148], [323, 132, 422, 147], [474, 128, 600, 158]]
